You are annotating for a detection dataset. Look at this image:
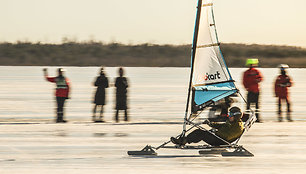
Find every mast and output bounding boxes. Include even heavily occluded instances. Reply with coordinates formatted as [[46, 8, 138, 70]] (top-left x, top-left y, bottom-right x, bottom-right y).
[[183, 0, 202, 134]]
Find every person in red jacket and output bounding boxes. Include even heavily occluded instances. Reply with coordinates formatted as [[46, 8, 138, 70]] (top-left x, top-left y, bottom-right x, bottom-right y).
[[274, 64, 293, 122], [43, 68, 70, 123], [242, 58, 263, 122]]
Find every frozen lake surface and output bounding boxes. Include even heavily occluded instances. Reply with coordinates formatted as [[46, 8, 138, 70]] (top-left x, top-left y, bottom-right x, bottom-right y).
[[0, 66, 305, 173], [0, 122, 306, 174]]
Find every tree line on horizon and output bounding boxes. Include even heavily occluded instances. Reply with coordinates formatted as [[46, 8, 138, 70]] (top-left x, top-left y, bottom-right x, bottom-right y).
[[0, 42, 305, 67]]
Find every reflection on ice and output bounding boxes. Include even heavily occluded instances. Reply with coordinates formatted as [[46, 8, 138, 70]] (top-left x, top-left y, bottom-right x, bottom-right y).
[[93, 133, 107, 137], [53, 130, 68, 137], [114, 133, 129, 137], [0, 123, 305, 173]]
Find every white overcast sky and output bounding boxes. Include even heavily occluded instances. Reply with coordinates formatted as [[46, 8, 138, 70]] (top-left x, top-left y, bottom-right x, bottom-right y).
[[0, 0, 306, 47]]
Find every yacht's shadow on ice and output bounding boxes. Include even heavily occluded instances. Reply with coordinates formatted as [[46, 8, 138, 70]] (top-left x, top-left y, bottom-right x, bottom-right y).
[[129, 155, 217, 158]]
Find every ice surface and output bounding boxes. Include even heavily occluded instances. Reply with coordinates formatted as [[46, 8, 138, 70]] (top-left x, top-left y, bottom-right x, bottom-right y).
[[0, 67, 305, 173], [0, 122, 305, 173]]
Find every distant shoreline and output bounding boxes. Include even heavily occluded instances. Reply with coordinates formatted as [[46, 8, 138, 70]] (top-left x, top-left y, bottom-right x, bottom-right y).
[[1, 42, 305, 68]]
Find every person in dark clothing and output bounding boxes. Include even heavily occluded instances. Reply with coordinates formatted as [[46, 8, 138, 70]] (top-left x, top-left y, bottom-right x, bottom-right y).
[[171, 107, 244, 146], [43, 68, 70, 123], [114, 67, 129, 122], [93, 67, 109, 122]]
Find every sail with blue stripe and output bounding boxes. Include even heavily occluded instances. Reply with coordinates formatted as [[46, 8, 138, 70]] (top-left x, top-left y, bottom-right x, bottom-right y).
[[191, 0, 237, 110]]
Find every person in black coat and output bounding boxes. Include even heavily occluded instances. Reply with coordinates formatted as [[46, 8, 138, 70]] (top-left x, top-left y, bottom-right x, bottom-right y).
[[93, 67, 109, 122], [115, 67, 129, 122]]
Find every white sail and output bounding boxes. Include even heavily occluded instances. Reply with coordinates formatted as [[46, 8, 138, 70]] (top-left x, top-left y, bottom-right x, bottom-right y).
[[192, 1, 231, 86], [190, 0, 237, 108]]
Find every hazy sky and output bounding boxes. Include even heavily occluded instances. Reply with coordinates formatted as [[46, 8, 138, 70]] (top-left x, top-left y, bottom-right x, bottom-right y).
[[1, 0, 306, 47]]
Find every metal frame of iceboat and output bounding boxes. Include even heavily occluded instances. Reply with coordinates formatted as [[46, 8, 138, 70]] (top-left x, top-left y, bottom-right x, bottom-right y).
[[127, 107, 256, 157]]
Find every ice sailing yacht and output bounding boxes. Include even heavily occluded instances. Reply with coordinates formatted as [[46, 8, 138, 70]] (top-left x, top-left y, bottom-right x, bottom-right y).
[[128, 0, 256, 157]]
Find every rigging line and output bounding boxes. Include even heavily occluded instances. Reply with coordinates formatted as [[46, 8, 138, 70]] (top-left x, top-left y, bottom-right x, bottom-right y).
[[238, 90, 255, 114], [187, 109, 204, 122], [237, 90, 257, 129], [238, 90, 248, 104], [183, 0, 202, 135]]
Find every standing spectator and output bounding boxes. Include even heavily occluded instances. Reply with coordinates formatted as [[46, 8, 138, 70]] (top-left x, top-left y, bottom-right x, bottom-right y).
[[114, 67, 129, 122], [43, 68, 70, 123], [242, 58, 263, 122], [93, 67, 109, 122], [274, 64, 293, 122]]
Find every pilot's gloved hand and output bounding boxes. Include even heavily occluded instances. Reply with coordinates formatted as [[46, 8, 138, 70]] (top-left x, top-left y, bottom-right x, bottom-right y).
[[210, 128, 217, 133]]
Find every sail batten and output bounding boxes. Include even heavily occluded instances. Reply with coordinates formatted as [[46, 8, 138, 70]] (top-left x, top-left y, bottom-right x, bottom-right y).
[[203, 3, 213, 7], [197, 43, 220, 48], [192, 80, 235, 87]]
